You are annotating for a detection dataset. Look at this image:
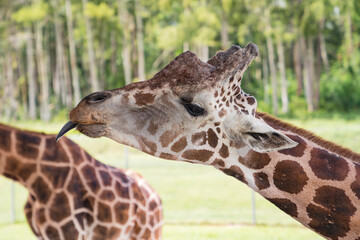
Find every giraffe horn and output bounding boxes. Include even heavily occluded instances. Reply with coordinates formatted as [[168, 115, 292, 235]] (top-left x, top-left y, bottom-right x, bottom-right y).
[[56, 121, 77, 142], [208, 43, 259, 83]]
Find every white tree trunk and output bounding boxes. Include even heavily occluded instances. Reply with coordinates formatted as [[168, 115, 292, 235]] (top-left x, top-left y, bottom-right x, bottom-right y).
[[82, 0, 100, 91], [266, 36, 278, 115], [118, 0, 132, 85], [65, 0, 81, 104], [276, 38, 289, 114], [26, 27, 36, 119], [35, 22, 50, 121], [293, 39, 303, 96], [135, 0, 145, 81], [301, 35, 314, 112]]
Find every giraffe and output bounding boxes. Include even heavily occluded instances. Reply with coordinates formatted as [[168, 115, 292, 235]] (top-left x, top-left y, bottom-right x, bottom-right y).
[[58, 43, 360, 240], [0, 123, 163, 240]]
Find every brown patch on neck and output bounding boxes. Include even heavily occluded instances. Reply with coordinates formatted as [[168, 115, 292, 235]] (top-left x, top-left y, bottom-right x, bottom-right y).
[[0, 127, 11, 151], [160, 129, 180, 148], [134, 92, 156, 106], [257, 111, 360, 163]]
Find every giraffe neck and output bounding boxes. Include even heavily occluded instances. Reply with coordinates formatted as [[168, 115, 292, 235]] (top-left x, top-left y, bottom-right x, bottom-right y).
[[215, 113, 360, 240], [0, 124, 79, 192]]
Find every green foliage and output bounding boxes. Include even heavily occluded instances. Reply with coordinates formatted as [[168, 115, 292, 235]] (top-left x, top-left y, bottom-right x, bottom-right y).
[[320, 62, 360, 112], [12, 1, 48, 24], [84, 2, 115, 20]]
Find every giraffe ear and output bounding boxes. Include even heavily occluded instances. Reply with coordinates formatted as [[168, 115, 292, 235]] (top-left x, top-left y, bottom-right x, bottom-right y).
[[223, 114, 298, 153]]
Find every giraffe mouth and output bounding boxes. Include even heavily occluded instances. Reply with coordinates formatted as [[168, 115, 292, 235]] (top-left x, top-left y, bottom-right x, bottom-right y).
[[56, 121, 78, 141], [56, 121, 107, 141]]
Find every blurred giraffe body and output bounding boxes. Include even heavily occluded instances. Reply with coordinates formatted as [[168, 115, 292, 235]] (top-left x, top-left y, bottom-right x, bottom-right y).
[[64, 44, 360, 240], [0, 124, 163, 240]]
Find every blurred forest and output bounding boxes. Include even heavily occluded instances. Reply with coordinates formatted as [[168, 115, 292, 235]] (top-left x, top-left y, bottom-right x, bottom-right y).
[[0, 0, 359, 121]]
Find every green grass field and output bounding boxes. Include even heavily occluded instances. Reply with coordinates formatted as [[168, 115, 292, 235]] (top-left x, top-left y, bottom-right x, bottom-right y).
[[0, 117, 359, 239]]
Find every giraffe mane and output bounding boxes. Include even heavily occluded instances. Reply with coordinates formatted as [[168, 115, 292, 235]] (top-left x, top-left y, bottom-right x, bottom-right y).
[[257, 112, 360, 163]]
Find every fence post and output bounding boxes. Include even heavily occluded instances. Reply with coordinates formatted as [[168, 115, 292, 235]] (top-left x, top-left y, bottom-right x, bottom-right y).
[[124, 146, 129, 169], [251, 190, 256, 225], [11, 182, 15, 223]]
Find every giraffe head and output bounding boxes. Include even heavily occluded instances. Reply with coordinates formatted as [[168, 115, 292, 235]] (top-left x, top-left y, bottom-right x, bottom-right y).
[[59, 44, 297, 163]]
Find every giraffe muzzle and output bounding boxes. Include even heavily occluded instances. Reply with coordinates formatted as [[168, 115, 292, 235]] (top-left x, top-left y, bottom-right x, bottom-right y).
[[56, 121, 78, 142]]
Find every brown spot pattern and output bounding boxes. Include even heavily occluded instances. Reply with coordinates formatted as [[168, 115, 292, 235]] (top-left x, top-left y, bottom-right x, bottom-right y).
[[207, 129, 218, 148], [219, 144, 229, 158], [114, 202, 129, 224], [4, 157, 36, 182], [253, 172, 270, 190], [16, 132, 40, 159], [81, 165, 100, 193], [50, 193, 71, 221], [45, 226, 61, 240], [182, 149, 214, 162], [238, 150, 271, 169], [307, 185, 356, 240], [134, 92, 156, 106], [31, 177, 51, 203], [42, 138, 69, 163], [115, 181, 130, 199], [97, 202, 112, 222], [351, 164, 360, 199], [191, 131, 207, 145], [100, 190, 115, 201], [247, 96, 256, 105], [138, 136, 157, 154], [0, 128, 11, 151], [273, 160, 309, 194], [278, 135, 306, 157], [309, 148, 349, 181], [222, 166, 247, 183], [160, 130, 179, 148], [41, 165, 70, 188], [213, 158, 225, 167], [99, 170, 112, 186], [147, 121, 158, 135], [61, 221, 79, 240], [267, 198, 298, 218], [171, 136, 187, 152]]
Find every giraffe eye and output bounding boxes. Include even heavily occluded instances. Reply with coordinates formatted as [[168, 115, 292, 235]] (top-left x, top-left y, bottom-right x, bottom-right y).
[[181, 99, 205, 117], [183, 103, 205, 117]]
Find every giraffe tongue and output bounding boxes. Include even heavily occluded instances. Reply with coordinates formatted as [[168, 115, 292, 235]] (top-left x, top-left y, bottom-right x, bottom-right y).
[[56, 121, 77, 142]]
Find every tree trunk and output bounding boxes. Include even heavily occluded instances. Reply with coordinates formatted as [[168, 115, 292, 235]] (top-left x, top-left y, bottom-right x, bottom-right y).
[[265, 8, 278, 115], [98, 23, 107, 89], [301, 35, 314, 112], [293, 39, 303, 96], [314, 38, 321, 110], [110, 31, 117, 78], [344, 5, 353, 64], [276, 37, 289, 114], [318, 18, 329, 72], [53, 1, 69, 106], [82, 0, 100, 91], [266, 36, 278, 115], [35, 22, 50, 121], [4, 51, 14, 119], [262, 57, 270, 104], [135, 0, 145, 81], [118, 0, 132, 85], [199, 45, 209, 61], [26, 27, 36, 119], [65, 0, 81, 104], [17, 47, 28, 117], [220, 10, 229, 50]]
